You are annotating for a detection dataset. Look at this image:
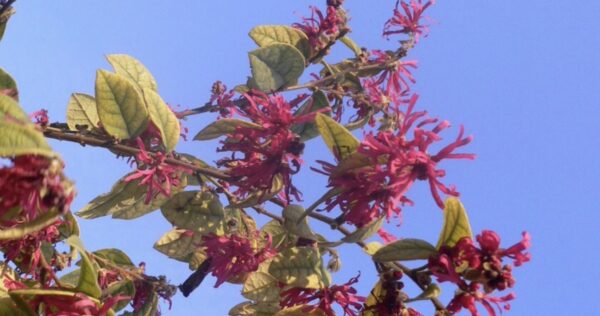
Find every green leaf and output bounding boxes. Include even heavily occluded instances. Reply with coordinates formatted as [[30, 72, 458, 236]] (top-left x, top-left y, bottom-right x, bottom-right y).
[[372, 238, 437, 262], [103, 280, 135, 312], [227, 174, 283, 209], [76, 174, 182, 220], [242, 272, 280, 303], [58, 269, 81, 288], [0, 94, 27, 121], [436, 197, 473, 248], [340, 36, 362, 57], [143, 88, 180, 152], [268, 247, 325, 289], [95, 69, 149, 139], [406, 284, 441, 303], [249, 43, 305, 92], [106, 54, 158, 92], [229, 302, 280, 316], [0, 68, 18, 100], [153, 229, 201, 262], [93, 248, 134, 267], [66, 93, 99, 130], [276, 305, 327, 316], [314, 113, 360, 160], [0, 264, 17, 297], [0, 120, 54, 158], [363, 241, 383, 256], [65, 236, 102, 298], [160, 191, 225, 235], [194, 118, 264, 141], [0, 8, 15, 44], [290, 91, 330, 141], [249, 25, 311, 59], [261, 220, 291, 249], [0, 211, 59, 241], [0, 297, 27, 316], [342, 216, 384, 243], [282, 205, 316, 240]]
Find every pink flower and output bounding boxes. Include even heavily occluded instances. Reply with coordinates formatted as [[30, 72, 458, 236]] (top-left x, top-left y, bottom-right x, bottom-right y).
[[369, 50, 418, 104], [217, 91, 322, 203], [294, 5, 344, 50], [383, 0, 435, 42], [209, 81, 237, 118], [315, 94, 474, 227], [362, 271, 423, 316], [447, 284, 516, 316], [125, 138, 190, 204], [280, 274, 365, 316], [202, 232, 276, 287], [30, 109, 49, 126]]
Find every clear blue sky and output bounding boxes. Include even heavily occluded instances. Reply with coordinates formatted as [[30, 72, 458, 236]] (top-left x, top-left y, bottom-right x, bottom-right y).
[[1, 1, 599, 315]]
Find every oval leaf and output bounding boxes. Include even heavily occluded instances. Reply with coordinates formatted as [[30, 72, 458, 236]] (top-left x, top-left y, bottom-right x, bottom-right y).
[[315, 113, 360, 160], [249, 43, 305, 92], [268, 247, 325, 289], [342, 216, 384, 243], [106, 54, 158, 91], [249, 25, 311, 59], [93, 248, 134, 267], [143, 88, 180, 152], [194, 118, 264, 141], [153, 229, 201, 262], [283, 205, 316, 240], [64, 236, 102, 298], [66, 93, 99, 130], [0, 68, 18, 100], [436, 197, 473, 248], [373, 238, 437, 262], [95, 69, 149, 139], [160, 191, 225, 235], [0, 94, 27, 121], [290, 91, 330, 141], [0, 121, 54, 158], [242, 272, 280, 303]]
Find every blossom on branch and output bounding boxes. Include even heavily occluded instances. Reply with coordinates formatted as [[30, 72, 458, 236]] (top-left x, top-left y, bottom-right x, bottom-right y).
[[294, 5, 345, 50], [384, 0, 435, 42]]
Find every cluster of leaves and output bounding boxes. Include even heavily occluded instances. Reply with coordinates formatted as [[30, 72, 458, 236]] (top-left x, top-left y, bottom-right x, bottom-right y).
[[0, 1, 531, 316]]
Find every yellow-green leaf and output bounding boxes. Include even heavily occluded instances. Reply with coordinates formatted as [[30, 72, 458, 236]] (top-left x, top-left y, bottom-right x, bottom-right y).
[[283, 205, 316, 240], [406, 284, 441, 302], [340, 36, 362, 57], [143, 88, 180, 152], [0, 121, 54, 158], [194, 118, 263, 141], [436, 197, 473, 248], [0, 68, 18, 100], [153, 229, 201, 262], [290, 91, 330, 141], [93, 248, 134, 267], [373, 238, 437, 262], [106, 54, 158, 91], [160, 191, 225, 235], [342, 216, 384, 243], [315, 113, 360, 160], [0, 211, 59, 241], [0, 94, 27, 121], [249, 43, 305, 92], [249, 25, 311, 59], [275, 305, 327, 316], [66, 93, 99, 130], [362, 241, 383, 256], [0, 8, 14, 44], [268, 247, 325, 289], [95, 69, 149, 139], [65, 236, 102, 298], [229, 302, 280, 316], [242, 272, 280, 303], [261, 220, 292, 249]]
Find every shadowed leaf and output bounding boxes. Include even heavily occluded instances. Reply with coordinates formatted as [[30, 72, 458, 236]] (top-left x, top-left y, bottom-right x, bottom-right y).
[[373, 238, 437, 262], [143, 88, 180, 152], [268, 247, 325, 289], [66, 93, 99, 130], [436, 197, 473, 248], [315, 113, 360, 160], [249, 43, 305, 92], [249, 25, 311, 59], [194, 118, 263, 141]]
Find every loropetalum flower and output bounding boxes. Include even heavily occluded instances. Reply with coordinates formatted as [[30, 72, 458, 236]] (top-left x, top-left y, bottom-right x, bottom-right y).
[[362, 271, 422, 316], [217, 91, 321, 203], [201, 232, 276, 288], [428, 231, 531, 316], [125, 138, 190, 204], [383, 0, 435, 42], [30, 108, 49, 126], [209, 80, 237, 118], [367, 50, 417, 105], [294, 5, 344, 50], [316, 94, 474, 227], [280, 274, 365, 316]]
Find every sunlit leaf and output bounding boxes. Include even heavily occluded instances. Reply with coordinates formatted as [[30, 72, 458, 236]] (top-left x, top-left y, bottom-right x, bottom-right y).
[[340, 36, 362, 57], [275, 305, 327, 316], [290, 91, 330, 141], [242, 272, 280, 303], [249, 43, 305, 92], [0, 120, 54, 158], [153, 229, 201, 262], [283, 205, 316, 240], [249, 25, 311, 59], [261, 220, 292, 249], [0, 68, 18, 100], [65, 236, 102, 298], [66, 93, 99, 131], [93, 248, 134, 267], [143, 88, 180, 152], [229, 302, 280, 316], [315, 113, 360, 160], [193, 118, 264, 141], [342, 216, 384, 243], [268, 247, 325, 289], [106, 54, 158, 92], [436, 197, 473, 248], [160, 191, 225, 235], [95, 69, 149, 139], [406, 283, 441, 302], [373, 238, 437, 262]]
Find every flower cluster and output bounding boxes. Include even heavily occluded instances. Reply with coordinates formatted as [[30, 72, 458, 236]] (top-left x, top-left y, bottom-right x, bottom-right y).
[[428, 231, 531, 316], [294, 4, 346, 50], [364, 50, 417, 107], [201, 232, 276, 287], [208, 80, 237, 118], [362, 271, 422, 316], [280, 274, 365, 316], [383, 0, 434, 42], [316, 94, 474, 227], [125, 138, 189, 204], [217, 91, 321, 203]]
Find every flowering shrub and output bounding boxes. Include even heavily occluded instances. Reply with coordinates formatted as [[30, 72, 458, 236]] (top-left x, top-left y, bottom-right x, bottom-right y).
[[0, 1, 530, 315]]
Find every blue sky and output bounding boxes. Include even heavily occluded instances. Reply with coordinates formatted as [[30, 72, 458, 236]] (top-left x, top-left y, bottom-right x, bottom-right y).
[[1, 1, 599, 315]]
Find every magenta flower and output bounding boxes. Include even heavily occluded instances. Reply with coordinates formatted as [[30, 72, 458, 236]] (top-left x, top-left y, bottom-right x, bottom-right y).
[[280, 274, 365, 316], [217, 91, 323, 203], [125, 138, 190, 204], [383, 0, 435, 42], [315, 94, 474, 227], [294, 5, 344, 50], [369, 50, 418, 104], [208, 81, 237, 118], [202, 232, 276, 288], [30, 108, 49, 126]]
